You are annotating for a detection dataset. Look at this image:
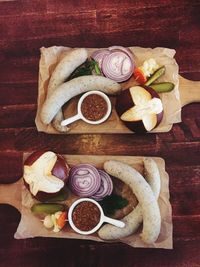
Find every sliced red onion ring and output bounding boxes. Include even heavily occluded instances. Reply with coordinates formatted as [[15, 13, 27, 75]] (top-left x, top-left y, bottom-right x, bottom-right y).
[[91, 170, 113, 201], [102, 51, 134, 82], [108, 46, 134, 60], [69, 164, 101, 197], [91, 49, 111, 68]]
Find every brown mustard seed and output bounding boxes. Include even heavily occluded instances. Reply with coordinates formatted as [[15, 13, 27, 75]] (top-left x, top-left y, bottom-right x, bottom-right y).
[[81, 94, 108, 121], [72, 201, 101, 232]]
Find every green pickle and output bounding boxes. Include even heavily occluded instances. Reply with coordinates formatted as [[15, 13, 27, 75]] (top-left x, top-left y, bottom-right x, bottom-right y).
[[150, 82, 175, 93], [31, 203, 66, 214], [145, 66, 166, 86]]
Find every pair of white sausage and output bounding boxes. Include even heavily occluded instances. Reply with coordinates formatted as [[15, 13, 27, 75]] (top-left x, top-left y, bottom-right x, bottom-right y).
[[40, 48, 121, 131], [98, 158, 161, 244]]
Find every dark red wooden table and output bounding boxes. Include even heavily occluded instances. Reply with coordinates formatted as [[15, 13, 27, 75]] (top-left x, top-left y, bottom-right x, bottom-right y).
[[0, 1, 200, 266]]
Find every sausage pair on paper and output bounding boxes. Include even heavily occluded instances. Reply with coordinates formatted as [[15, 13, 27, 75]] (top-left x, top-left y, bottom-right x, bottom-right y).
[[99, 158, 161, 244], [40, 48, 121, 132]]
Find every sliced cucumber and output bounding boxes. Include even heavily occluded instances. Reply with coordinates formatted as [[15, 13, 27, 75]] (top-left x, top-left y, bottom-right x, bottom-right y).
[[31, 203, 66, 214], [150, 82, 175, 93], [145, 66, 166, 86]]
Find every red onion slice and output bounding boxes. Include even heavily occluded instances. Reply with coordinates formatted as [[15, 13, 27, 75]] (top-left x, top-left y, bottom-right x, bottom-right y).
[[69, 164, 101, 197], [92, 170, 113, 201], [108, 46, 134, 60], [102, 51, 134, 82], [91, 49, 111, 68]]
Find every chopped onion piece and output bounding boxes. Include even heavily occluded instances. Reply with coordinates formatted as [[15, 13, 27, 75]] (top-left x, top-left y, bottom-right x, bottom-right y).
[[102, 51, 134, 82], [108, 46, 134, 60], [91, 49, 110, 68], [69, 164, 101, 197], [92, 170, 113, 201]]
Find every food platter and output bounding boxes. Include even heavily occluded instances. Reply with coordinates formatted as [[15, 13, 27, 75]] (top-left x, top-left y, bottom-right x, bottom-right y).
[[1, 46, 199, 250], [0, 154, 172, 249], [35, 46, 200, 134]]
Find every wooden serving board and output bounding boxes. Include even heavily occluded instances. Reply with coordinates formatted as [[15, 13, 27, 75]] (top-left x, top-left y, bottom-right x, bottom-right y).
[[0, 155, 172, 249], [36, 46, 200, 134], [36, 75, 200, 134], [62, 75, 200, 133], [0, 155, 165, 211]]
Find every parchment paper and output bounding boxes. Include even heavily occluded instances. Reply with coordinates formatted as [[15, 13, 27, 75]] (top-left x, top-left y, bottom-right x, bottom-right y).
[[35, 46, 181, 134], [15, 155, 173, 249]]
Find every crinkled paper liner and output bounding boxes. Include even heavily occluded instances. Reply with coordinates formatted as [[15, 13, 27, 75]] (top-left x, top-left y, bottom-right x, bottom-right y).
[[35, 46, 181, 134], [15, 155, 173, 249]]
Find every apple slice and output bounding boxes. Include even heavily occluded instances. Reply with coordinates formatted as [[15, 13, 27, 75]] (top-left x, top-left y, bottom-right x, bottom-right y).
[[24, 152, 64, 196], [24, 151, 69, 201], [115, 86, 164, 133], [143, 114, 157, 132]]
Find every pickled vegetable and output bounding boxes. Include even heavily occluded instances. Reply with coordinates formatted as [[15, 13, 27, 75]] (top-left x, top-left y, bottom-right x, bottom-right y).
[[145, 66, 166, 86], [150, 82, 175, 93], [31, 203, 66, 214]]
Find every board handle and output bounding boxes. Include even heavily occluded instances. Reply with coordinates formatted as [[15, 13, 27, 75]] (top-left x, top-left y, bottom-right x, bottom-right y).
[[0, 179, 21, 211], [179, 75, 200, 107]]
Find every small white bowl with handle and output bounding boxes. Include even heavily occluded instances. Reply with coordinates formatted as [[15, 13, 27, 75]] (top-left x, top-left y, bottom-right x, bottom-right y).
[[61, 91, 112, 127], [68, 198, 125, 235]]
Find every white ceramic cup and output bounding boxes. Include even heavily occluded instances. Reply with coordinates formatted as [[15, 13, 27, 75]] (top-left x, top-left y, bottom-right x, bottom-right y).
[[68, 198, 125, 235], [60, 91, 112, 127]]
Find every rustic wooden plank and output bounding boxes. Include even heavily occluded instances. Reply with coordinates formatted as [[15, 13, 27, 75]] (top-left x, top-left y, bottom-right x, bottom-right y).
[[0, 28, 179, 53], [47, 0, 96, 13], [0, 0, 199, 266], [1, 40, 200, 71], [0, 83, 38, 105], [0, 129, 158, 154], [184, 119, 200, 139], [1, 102, 199, 137], [172, 189, 200, 216], [176, 48, 200, 73], [0, 2, 197, 41], [95, 5, 197, 33], [0, 152, 23, 183], [0, 126, 199, 156], [0, 105, 36, 128], [0, 150, 199, 216], [160, 143, 200, 167], [0, 0, 47, 17], [179, 25, 200, 48], [181, 103, 200, 139], [0, 57, 39, 84], [180, 72, 200, 81], [170, 122, 199, 142], [170, 165, 200, 216], [181, 103, 200, 121], [47, 0, 199, 13], [1, 3, 198, 49], [173, 216, 200, 241], [0, 220, 199, 267], [0, 12, 96, 40], [0, 36, 188, 68]]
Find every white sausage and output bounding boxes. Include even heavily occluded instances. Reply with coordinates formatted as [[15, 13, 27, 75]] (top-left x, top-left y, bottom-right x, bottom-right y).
[[41, 76, 121, 125], [98, 204, 143, 240], [98, 160, 161, 244], [47, 48, 88, 132], [48, 48, 88, 95], [143, 157, 161, 199]]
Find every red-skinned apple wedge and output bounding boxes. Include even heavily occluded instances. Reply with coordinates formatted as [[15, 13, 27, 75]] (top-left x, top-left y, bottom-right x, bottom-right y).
[[24, 151, 69, 201], [115, 86, 163, 133]]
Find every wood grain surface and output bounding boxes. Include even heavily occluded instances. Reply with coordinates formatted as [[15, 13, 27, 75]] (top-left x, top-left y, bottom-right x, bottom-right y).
[[0, 0, 200, 266]]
